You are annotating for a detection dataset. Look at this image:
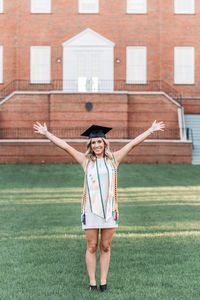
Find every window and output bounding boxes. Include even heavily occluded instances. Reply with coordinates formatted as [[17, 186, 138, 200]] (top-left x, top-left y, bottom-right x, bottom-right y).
[[31, 0, 51, 13], [79, 0, 99, 13], [30, 46, 51, 83], [174, 0, 195, 14], [0, 46, 3, 83], [126, 47, 147, 83], [0, 0, 3, 13], [174, 47, 194, 84], [127, 0, 147, 14]]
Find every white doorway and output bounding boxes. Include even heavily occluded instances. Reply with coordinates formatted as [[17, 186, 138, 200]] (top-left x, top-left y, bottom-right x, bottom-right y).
[[62, 28, 115, 92]]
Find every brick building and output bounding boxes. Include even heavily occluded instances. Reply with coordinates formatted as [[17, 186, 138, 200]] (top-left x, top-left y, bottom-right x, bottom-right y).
[[0, 0, 199, 164]]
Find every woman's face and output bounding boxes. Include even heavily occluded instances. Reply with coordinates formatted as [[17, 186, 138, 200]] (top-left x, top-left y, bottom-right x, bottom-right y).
[[91, 138, 105, 158]]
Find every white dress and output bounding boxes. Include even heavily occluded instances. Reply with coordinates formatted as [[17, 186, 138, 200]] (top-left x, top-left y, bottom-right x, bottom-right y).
[[82, 157, 118, 229]]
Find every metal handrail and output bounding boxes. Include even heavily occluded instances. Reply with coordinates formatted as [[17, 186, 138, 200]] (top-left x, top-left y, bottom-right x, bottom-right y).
[[0, 79, 180, 99], [0, 127, 181, 140]]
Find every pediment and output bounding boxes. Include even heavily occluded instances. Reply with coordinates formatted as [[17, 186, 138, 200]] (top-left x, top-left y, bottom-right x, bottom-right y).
[[62, 28, 115, 47]]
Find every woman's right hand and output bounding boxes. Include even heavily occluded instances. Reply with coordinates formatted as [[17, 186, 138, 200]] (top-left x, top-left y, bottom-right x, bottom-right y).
[[33, 122, 48, 136]]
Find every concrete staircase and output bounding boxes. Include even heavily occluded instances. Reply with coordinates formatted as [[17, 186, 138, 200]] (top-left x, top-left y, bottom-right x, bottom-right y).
[[185, 114, 200, 165]]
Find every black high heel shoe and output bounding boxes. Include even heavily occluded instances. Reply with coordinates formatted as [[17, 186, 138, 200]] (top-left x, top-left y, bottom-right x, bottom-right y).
[[89, 285, 97, 291], [100, 284, 107, 292]]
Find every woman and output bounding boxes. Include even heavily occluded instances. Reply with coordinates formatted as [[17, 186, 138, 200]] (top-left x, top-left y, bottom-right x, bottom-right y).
[[33, 121, 165, 292]]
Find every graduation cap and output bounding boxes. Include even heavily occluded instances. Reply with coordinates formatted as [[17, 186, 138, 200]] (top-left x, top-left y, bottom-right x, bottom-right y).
[[81, 125, 112, 139]]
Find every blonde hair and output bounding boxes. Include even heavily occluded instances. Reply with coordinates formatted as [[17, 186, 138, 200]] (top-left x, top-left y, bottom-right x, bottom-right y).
[[85, 138, 113, 161]]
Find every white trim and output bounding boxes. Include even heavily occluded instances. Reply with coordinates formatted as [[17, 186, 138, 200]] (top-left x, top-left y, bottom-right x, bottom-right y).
[[62, 28, 115, 47], [162, 92, 181, 107], [0, 91, 181, 106], [178, 107, 182, 140], [179, 106, 187, 140], [178, 107, 187, 140], [0, 91, 16, 105]]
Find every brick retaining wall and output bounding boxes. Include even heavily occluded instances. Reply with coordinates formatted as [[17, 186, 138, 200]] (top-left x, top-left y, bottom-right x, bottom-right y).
[[0, 140, 192, 164]]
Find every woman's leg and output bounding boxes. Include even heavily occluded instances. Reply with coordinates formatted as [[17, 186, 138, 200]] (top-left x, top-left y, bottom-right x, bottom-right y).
[[99, 228, 115, 285], [85, 229, 99, 285]]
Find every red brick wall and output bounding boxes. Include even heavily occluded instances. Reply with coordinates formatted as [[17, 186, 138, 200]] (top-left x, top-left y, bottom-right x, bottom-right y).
[[0, 91, 191, 164], [0, 1, 18, 84], [50, 93, 128, 128], [182, 99, 200, 114], [128, 94, 179, 128], [1, 0, 200, 100], [15, 0, 160, 83], [0, 94, 50, 128], [0, 141, 192, 164], [161, 0, 200, 97], [0, 93, 128, 138], [0, 92, 180, 139], [127, 94, 180, 139]]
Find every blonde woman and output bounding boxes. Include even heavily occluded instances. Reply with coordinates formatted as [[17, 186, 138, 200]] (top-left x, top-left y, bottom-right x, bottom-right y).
[[33, 121, 165, 292]]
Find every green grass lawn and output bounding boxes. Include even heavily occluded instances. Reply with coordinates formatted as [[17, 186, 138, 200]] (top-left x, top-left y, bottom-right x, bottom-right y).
[[0, 164, 200, 300]]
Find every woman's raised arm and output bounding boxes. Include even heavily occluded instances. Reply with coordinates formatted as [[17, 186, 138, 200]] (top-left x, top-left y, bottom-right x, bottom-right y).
[[33, 122, 87, 168], [113, 120, 165, 164]]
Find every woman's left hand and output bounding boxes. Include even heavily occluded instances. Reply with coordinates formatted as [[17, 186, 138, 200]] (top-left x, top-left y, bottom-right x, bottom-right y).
[[150, 120, 165, 133]]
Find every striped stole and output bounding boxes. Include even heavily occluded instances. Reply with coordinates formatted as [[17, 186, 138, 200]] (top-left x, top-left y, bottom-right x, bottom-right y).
[[82, 156, 118, 222]]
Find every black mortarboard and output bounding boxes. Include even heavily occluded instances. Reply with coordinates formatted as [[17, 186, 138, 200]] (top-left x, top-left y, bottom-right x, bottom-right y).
[[81, 125, 112, 139]]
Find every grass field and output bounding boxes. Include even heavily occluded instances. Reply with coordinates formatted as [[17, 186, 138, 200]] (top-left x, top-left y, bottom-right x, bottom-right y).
[[0, 164, 200, 300]]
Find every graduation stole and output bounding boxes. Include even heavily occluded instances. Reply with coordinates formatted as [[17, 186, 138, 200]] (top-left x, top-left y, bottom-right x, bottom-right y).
[[82, 156, 118, 222]]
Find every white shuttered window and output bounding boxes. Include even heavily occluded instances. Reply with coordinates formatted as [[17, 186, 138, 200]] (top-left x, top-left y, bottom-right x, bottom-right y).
[[126, 47, 147, 84], [0, 46, 3, 83], [174, 0, 195, 14], [0, 0, 3, 13], [31, 0, 51, 13], [174, 47, 194, 84], [30, 46, 51, 83], [79, 0, 99, 13], [127, 0, 147, 14]]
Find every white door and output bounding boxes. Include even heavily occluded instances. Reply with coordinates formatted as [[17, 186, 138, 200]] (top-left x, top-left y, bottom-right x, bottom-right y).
[[76, 49, 101, 92], [63, 46, 113, 92]]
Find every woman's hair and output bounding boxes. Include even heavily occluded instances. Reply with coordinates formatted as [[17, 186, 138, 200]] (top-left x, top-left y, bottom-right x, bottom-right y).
[[85, 138, 113, 161]]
